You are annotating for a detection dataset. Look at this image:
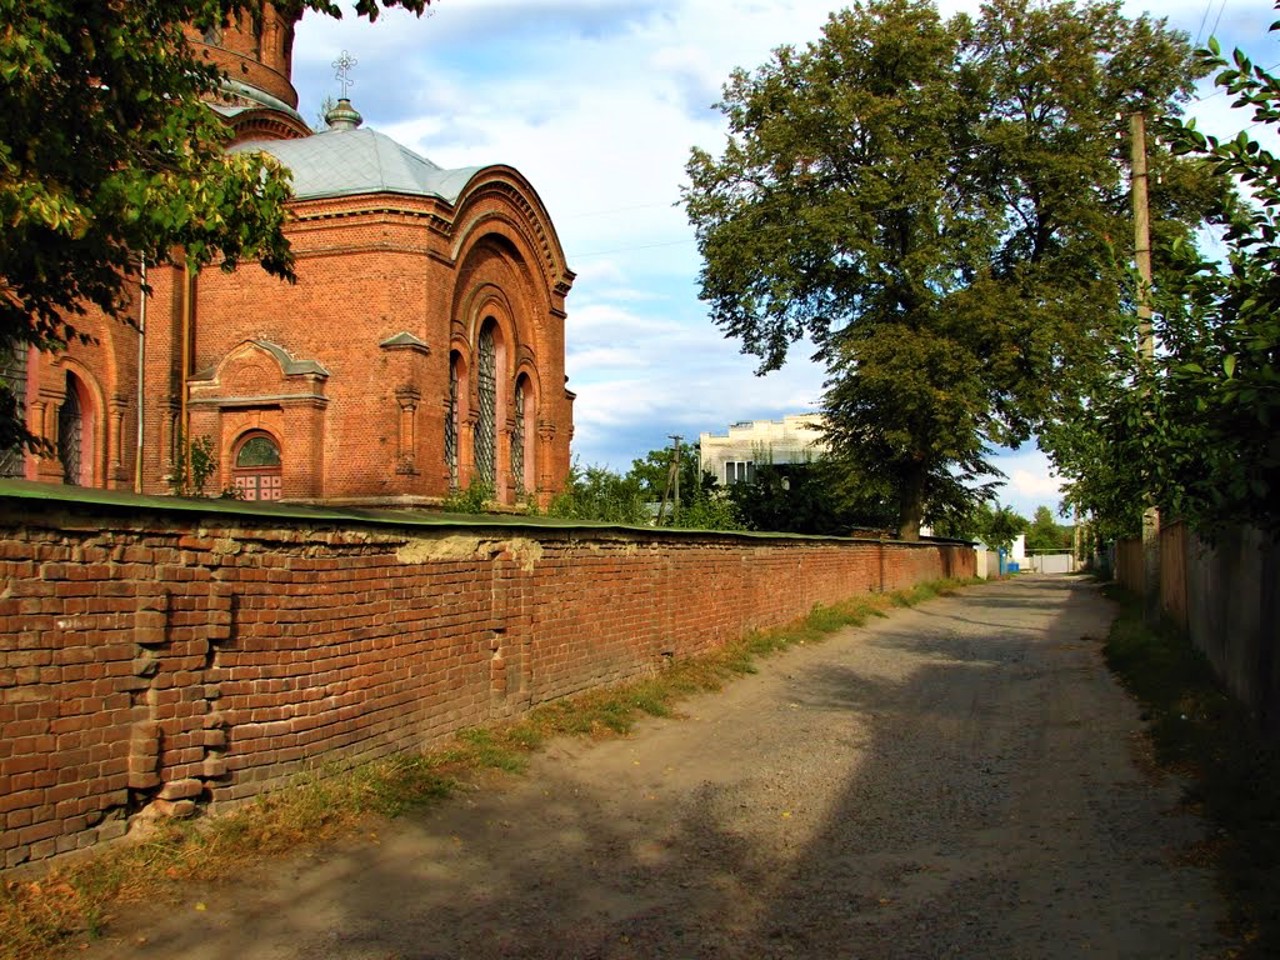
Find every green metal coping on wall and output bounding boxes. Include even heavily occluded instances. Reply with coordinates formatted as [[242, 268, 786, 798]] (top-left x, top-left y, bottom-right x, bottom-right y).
[[0, 479, 973, 546]]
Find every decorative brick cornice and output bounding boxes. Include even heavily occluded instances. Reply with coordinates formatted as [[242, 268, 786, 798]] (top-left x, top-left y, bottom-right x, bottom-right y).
[[188, 394, 329, 409], [226, 109, 311, 144], [448, 168, 576, 296]]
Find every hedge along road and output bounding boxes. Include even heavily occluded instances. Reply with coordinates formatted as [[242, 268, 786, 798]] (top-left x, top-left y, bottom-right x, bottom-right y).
[[79, 576, 1226, 959]]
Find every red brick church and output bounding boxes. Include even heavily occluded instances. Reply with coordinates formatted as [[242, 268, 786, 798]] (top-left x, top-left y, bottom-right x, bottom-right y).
[[2, 5, 576, 507]]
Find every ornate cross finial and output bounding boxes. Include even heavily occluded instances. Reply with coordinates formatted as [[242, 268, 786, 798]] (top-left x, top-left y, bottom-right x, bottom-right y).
[[333, 50, 358, 99]]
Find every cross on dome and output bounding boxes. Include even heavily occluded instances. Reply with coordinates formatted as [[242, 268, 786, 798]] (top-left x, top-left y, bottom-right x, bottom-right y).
[[333, 50, 358, 98]]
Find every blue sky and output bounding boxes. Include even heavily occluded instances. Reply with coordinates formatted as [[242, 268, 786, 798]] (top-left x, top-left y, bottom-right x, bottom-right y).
[[289, 0, 1278, 520]]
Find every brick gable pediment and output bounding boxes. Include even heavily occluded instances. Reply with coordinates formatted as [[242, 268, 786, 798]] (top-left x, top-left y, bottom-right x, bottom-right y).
[[190, 339, 328, 405]]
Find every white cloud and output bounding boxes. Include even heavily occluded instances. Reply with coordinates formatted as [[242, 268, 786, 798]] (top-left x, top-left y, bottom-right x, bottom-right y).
[[1009, 468, 1064, 499], [988, 449, 1068, 519]]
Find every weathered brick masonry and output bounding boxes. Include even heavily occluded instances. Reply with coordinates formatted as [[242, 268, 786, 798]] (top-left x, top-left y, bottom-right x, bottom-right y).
[[0, 484, 974, 868]]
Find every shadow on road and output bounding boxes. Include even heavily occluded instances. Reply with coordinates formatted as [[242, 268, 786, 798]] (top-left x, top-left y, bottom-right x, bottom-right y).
[[93, 578, 1222, 960]]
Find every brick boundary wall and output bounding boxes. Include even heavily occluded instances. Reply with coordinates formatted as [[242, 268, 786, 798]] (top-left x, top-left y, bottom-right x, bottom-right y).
[[0, 482, 974, 868]]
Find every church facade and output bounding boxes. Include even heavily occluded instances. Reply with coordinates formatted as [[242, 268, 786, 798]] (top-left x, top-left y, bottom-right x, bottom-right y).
[[3, 5, 575, 508]]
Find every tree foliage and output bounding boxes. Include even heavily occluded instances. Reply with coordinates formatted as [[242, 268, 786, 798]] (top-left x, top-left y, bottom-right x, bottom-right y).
[[0, 0, 431, 452], [931, 499, 1027, 548], [1025, 505, 1072, 551], [981, 503, 1029, 552], [726, 460, 897, 536], [627, 445, 710, 504], [1044, 14, 1280, 537], [547, 463, 649, 525], [547, 451, 741, 530], [684, 0, 1217, 540]]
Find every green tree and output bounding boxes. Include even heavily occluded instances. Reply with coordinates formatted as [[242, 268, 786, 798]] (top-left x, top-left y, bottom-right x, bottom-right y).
[[670, 487, 742, 531], [546, 452, 741, 530], [1151, 29, 1280, 533], [0, 0, 431, 454], [979, 503, 1029, 551], [1045, 20, 1280, 538], [727, 460, 896, 536], [1025, 505, 1070, 551], [632, 444, 744, 530], [930, 498, 1027, 547], [627, 444, 712, 505], [684, 0, 1214, 540], [547, 463, 648, 525]]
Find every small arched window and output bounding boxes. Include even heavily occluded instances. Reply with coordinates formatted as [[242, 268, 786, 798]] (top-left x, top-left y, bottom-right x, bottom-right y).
[[232, 432, 282, 501]]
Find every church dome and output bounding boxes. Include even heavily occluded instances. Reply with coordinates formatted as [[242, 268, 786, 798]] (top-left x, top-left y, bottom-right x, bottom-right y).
[[232, 115, 482, 204]]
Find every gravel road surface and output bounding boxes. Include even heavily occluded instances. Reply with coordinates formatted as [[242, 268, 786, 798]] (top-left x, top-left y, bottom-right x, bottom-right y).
[[75, 575, 1226, 959]]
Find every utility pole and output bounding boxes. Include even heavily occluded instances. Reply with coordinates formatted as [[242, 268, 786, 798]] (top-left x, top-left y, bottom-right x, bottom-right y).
[[657, 434, 682, 526], [1131, 111, 1161, 623], [669, 435, 682, 525]]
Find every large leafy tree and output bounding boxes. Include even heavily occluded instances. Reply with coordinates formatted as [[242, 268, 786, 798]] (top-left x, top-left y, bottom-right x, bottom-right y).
[[684, 0, 1214, 539], [0, 0, 430, 453], [1046, 19, 1280, 538]]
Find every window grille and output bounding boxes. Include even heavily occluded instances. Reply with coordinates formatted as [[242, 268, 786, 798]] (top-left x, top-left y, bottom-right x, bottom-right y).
[[236, 435, 280, 468], [58, 375, 82, 485], [445, 357, 459, 487], [511, 379, 525, 495], [476, 324, 496, 485]]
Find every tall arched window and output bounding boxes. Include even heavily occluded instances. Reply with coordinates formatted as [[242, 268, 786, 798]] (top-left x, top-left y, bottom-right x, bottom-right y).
[[475, 322, 497, 486], [0, 345, 27, 478], [446, 352, 461, 488], [511, 378, 526, 495], [58, 372, 83, 486], [232, 432, 282, 501], [512, 375, 536, 497]]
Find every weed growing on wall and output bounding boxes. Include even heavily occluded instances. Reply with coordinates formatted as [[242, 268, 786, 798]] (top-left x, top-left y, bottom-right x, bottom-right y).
[[167, 432, 217, 498], [441, 480, 494, 514]]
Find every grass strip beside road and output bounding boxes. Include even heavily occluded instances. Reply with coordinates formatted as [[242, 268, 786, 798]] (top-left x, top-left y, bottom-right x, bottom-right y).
[[1102, 585, 1280, 960], [0, 577, 972, 960]]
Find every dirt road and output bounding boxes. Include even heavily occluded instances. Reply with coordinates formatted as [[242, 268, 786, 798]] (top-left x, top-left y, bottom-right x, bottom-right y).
[[76, 575, 1226, 959]]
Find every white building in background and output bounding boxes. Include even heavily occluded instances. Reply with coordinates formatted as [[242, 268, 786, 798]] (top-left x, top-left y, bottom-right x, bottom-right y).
[[699, 414, 828, 485]]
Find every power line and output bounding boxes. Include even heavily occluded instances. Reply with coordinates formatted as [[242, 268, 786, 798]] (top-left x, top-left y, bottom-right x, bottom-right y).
[[568, 237, 696, 260], [1209, 0, 1229, 41], [1193, 0, 1214, 46], [558, 199, 679, 221], [1191, 61, 1280, 104]]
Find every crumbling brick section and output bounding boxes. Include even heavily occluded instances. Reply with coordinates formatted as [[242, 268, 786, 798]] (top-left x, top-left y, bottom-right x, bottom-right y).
[[0, 494, 974, 868]]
